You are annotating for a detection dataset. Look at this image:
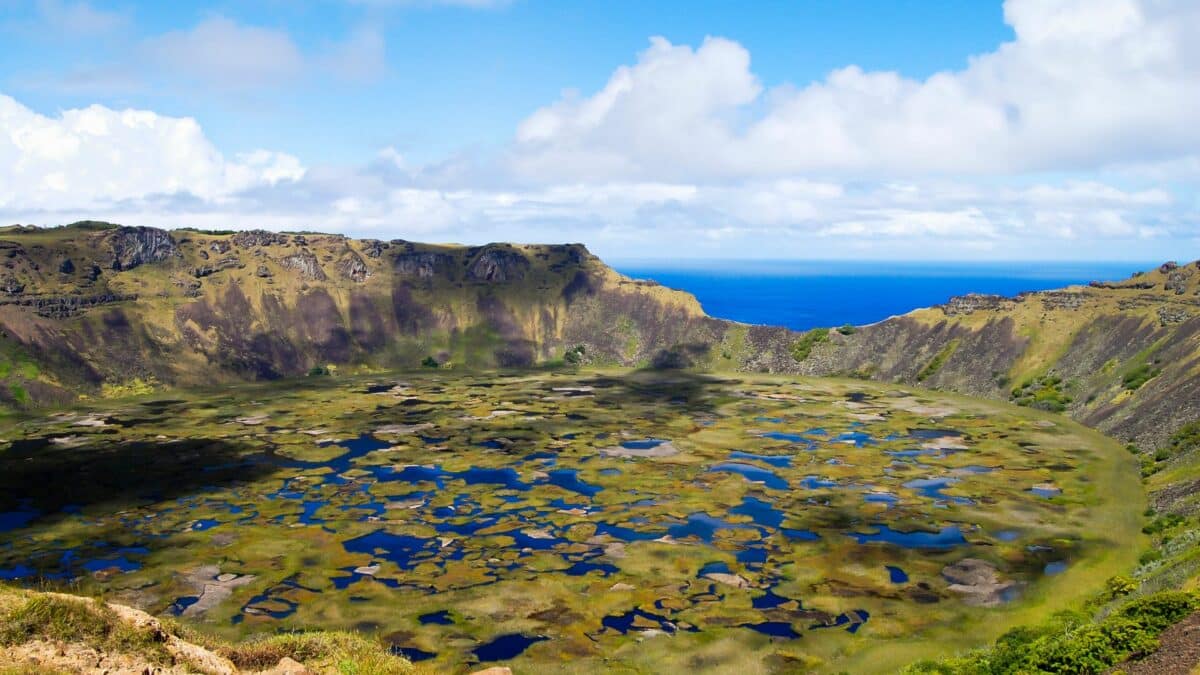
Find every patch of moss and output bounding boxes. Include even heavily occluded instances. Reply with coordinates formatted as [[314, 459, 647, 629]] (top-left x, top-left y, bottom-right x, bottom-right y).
[[1010, 373, 1072, 412]]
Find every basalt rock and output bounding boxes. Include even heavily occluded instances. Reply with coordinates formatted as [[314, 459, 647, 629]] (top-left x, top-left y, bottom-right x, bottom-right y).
[[58, 258, 74, 274], [467, 245, 530, 282], [338, 252, 369, 283], [941, 294, 1014, 316], [280, 250, 326, 281], [231, 230, 289, 248], [2, 276, 24, 295], [102, 226, 180, 271], [0, 293, 137, 318], [256, 265, 273, 278], [361, 240, 388, 258], [394, 251, 453, 280]]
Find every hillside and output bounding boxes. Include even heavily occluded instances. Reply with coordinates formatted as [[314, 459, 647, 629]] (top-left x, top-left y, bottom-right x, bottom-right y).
[[792, 261, 1200, 453], [0, 222, 796, 409]]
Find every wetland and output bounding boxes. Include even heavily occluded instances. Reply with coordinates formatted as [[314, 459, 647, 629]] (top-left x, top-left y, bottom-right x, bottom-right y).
[[0, 369, 1143, 673]]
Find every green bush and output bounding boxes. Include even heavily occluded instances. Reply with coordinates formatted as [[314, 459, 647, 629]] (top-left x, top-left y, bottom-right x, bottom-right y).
[[420, 356, 440, 369], [1142, 514, 1184, 535], [563, 345, 586, 366], [1106, 576, 1138, 599], [836, 324, 857, 335], [1122, 364, 1161, 391], [1116, 591, 1199, 632], [789, 328, 830, 362]]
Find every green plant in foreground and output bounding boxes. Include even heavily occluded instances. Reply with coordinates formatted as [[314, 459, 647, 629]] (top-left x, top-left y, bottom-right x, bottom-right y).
[[902, 591, 1199, 675]]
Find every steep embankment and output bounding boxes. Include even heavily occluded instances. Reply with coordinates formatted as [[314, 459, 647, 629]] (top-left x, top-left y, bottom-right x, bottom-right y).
[[0, 222, 793, 408], [791, 261, 1200, 453]]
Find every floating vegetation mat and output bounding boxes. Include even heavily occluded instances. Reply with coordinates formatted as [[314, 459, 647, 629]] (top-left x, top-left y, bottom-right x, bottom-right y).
[[0, 369, 1142, 672]]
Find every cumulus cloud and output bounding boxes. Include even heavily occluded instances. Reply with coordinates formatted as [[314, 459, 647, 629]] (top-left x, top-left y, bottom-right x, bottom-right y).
[[511, 0, 1200, 181], [0, 94, 304, 210], [142, 18, 306, 90], [1, 0, 1197, 260]]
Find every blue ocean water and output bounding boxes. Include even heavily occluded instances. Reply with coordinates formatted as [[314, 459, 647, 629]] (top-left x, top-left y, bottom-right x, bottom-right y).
[[611, 261, 1151, 331]]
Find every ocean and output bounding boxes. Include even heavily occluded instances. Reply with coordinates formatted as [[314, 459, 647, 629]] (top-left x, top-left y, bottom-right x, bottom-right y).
[[611, 260, 1152, 331]]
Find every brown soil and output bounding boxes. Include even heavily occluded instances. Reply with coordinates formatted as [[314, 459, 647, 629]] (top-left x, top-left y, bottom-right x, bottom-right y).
[[1111, 611, 1200, 675]]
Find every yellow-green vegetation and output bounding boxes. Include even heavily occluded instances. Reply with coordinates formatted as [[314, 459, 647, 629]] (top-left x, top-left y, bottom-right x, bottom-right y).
[[790, 327, 830, 362], [0, 368, 1143, 673], [904, 590, 1199, 674], [0, 585, 415, 674], [1010, 374, 1073, 412], [917, 339, 960, 382], [0, 590, 168, 662]]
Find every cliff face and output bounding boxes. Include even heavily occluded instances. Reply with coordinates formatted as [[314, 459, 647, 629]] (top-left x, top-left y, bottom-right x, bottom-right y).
[[0, 223, 797, 407], [792, 261, 1200, 450]]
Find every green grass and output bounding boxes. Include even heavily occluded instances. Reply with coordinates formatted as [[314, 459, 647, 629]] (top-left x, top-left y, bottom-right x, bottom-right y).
[[917, 339, 960, 382], [0, 592, 168, 663], [790, 327, 831, 362], [218, 632, 415, 674], [902, 590, 1198, 675], [1010, 374, 1072, 412], [1122, 363, 1162, 391]]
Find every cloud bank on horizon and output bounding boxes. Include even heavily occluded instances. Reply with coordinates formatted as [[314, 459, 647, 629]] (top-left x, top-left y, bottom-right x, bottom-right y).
[[0, 0, 1197, 260]]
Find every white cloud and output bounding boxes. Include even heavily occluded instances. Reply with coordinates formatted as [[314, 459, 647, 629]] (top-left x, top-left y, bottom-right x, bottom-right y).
[[511, 0, 1200, 181], [1, 0, 1197, 261], [0, 94, 304, 209]]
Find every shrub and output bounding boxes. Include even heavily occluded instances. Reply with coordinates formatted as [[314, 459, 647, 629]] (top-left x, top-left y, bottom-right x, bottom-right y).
[[790, 328, 830, 362], [1106, 576, 1138, 599], [563, 345, 586, 366], [836, 324, 857, 335], [420, 356, 440, 369], [1122, 364, 1161, 391]]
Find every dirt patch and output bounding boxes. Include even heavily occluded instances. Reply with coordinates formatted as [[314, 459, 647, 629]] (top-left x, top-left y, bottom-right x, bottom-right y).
[[1110, 610, 1200, 675]]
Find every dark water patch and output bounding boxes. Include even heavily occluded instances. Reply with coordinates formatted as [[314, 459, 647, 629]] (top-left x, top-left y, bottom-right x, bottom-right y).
[[453, 467, 529, 491], [169, 596, 199, 616], [343, 530, 439, 570], [849, 525, 966, 549], [729, 451, 791, 468], [377, 464, 445, 489], [782, 528, 821, 541], [601, 608, 680, 635], [752, 588, 797, 610], [761, 432, 809, 443], [476, 439, 506, 449], [0, 564, 36, 580], [0, 502, 40, 532], [667, 513, 749, 543], [832, 431, 874, 446], [737, 547, 768, 566], [1044, 561, 1067, 575], [708, 462, 788, 490], [391, 646, 437, 662], [565, 560, 619, 576], [741, 621, 801, 639], [886, 565, 909, 584], [189, 519, 221, 531], [620, 438, 669, 451], [903, 477, 972, 505], [546, 469, 602, 497], [472, 633, 548, 662], [865, 493, 899, 505], [1030, 486, 1062, 498], [419, 435, 448, 445], [730, 496, 783, 528], [419, 610, 454, 625], [798, 475, 838, 490], [811, 609, 870, 634]]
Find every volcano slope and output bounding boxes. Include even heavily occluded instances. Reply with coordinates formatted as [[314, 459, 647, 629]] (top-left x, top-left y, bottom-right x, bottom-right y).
[[0, 369, 1141, 673]]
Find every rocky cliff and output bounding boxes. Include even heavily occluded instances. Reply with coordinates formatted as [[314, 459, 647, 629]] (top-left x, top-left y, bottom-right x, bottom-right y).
[[0, 222, 795, 408]]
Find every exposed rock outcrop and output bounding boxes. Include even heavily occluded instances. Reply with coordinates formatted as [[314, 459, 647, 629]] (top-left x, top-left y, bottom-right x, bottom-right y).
[[102, 226, 180, 271], [941, 558, 1016, 607], [232, 230, 290, 248], [280, 250, 326, 281], [467, 245, 530, 282], [338, 252, 369, 282]]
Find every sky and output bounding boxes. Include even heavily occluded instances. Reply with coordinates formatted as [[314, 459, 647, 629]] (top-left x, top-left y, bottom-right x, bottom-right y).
[[0, 0, 1197, 261]]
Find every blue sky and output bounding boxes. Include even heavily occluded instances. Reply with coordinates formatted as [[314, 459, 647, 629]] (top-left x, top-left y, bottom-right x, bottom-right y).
[[0, 0, 1196, 260]]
